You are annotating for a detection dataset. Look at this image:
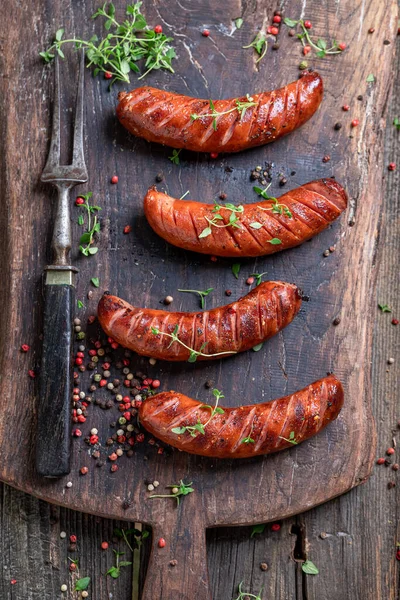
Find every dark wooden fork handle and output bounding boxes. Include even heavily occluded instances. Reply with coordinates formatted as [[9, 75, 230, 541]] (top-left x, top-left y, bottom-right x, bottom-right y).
[[36, 283, 74, 477]]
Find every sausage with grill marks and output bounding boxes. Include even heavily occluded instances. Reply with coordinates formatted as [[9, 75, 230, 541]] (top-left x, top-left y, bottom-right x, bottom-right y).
[[138, 375, 344, 458], [97, 282, 301, 362], [116, 72, 323, 153], [144, 178, 348, 258]]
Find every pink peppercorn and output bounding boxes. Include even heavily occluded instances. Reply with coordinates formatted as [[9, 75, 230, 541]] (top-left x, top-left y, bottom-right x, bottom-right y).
[[157, 447, 164, 454], [10, 579, 17, 585], [89, 349, 97, 356], [89, 435, 99, 445], [104, 71, 112, 79], [392, 319, 399, 325], [128, 437, 135, 446], [304, 20, 312, 29], [99, 379, 107, 387], [28, 370, 36, 378], [124, 225, 132, 234], [351, 119, 359, 127], [111, 342, 119, 350], [70, 535, 77, 543], [80, 466, 88, 475], [135, 399, 143, 408], [75, 357, 83, 366], [136, 433, 145, 443], [154, 25, 162, 34], [123, 411, 131, 420], [77, 415, 86, 423], [109, 452, 118, 461], [202, 29, 210, 37], [338, 43, 347, 51], [21, 344, 30, 352], [158, 537, 166, 548], [123, 358, 130, 366], [273, 15, 281, 23], [95, 340, 102, 349], [387, 447, 395, 455], [271, 523, 281, 531], [75, 197, 85, 205], [111, 175, 118, 184], [210, 152, 219, 159], [303, 45, 311, 55], [342, 105, 350, 111], [152, 380, 161, 389], [388, 163, 396, 171], [110, 464, 119, 472], [246, 277, 255, 285], [73, 429, 82, 437], [270, 26, 279, 35], [101, 541, 109, 550], [376, 458, 385, 465]]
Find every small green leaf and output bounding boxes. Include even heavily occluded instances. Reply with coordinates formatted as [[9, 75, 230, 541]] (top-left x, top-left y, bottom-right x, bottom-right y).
[[171, 426, 187, 435], [121, 59, 131, 74], [232, 263, 241, 279], [77, 300, 84, 309], [188, 351, 198, 363], [250, 524, 266, 538], [302, 560, 319, 575], [119, 561, 132, 567], [249, 222, 263, 229], [393, 117, 400, 130], [235, 17, 243, 29], [106, 566, 120, 579], [79, 232, 92, 244], [75, 577, 90, 591], [91, 277, 100, 288], [316, 38, 327, 50], [378, 303, 391, 313], [366, 73, 375, 83], [268, 238, 282, 245], [252, 343, 263, 352], [199, 227, 212, 238], [88, 247, 99, 255], [78, 214, 84, 226], [55, 28, 65, 41], [284, 17, 298, 27], [315, 50, 326, 59]]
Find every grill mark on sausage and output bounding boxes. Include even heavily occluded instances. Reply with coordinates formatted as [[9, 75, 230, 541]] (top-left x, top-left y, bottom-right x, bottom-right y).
[[221, 109, 241, 146], [297, 185, 346, 214], [291, 195, 333, 223], [231, 407, 257, 452], [149, 396, 180, 418], [240, 220, 269, 250], [247, 92, 265, 140]]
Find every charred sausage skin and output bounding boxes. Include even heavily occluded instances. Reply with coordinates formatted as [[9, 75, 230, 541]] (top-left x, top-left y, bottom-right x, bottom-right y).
[[97, 282, 301, 362], [139, 375, 344, 458], [144, 178, 348, 258], [116, 72, 323, 153]]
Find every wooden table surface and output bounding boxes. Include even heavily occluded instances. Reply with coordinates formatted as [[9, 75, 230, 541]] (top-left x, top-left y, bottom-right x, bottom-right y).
[[1, 7, 399, 600]]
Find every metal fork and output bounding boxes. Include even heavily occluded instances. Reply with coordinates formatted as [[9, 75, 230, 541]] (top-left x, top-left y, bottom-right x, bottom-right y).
[[36, 51, 88, 477]]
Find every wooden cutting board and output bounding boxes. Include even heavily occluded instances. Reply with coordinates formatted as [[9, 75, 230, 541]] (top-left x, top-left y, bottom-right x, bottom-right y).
[[0, 0, 397, 598]]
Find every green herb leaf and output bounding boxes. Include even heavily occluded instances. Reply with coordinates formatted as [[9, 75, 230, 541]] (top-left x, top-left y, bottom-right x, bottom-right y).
[[268, 238, 282, 245], [77, 300, 84, 309], [232, 263, 241, 279], [91, 277, 100, 287], [366, 73, 375, 82], [302, 560, 319, 575], [88, 247, 99, 255], [378, 303, 391, 313], [393, 117, 400, 130], [252, 343, 263, 352], [235, 18, 244, 29], [249, 222, 263, 229], [75, 577, 90, 591], [78, 214, 84, 225], [284, 17, 298, 27], [250, 523, 266, 538], [316, 38, 327, 50], [199, 226, 212, 238], [55, 28, 65, 41], [106, 566, 120, 579], [171, 427, 187, 435], [178, 287, 213, 309]]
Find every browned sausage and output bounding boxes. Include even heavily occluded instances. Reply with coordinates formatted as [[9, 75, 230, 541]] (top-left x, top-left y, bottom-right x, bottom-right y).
[[144, 178, 347, 258], [139, 375, 344, 458], [97, 282, 301, 362], [116, 71, 323, 153]]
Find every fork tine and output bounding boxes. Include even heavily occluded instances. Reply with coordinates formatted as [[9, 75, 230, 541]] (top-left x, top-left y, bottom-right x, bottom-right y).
[[41, 55, 61, 176], [72, 49, 87, 173]]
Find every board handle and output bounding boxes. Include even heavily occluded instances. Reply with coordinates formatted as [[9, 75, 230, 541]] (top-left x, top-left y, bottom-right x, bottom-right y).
[[142, 501, 211, 600]]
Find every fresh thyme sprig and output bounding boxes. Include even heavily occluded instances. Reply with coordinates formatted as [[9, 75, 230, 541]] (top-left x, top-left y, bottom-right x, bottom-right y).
[[235, 581, 263, 600], [243, 31, 268, 63], [279, 430, 298, 445], [149, 480, 194, 505], [190, 95, 257, 131], [150, 325, 236, 362], [249, 272, 269, 287], [178, 287, 213, 309], [171, 389, 225, 437], [40, 2, 176, 86], [283, 18, 342, 58], [199, 202, 244, 238], [253, 184, 293, 218], [241, 424, 255, 445], [169, 148, 182, 164], [106, 550, 132, 579], [77, 192, 102, 256]]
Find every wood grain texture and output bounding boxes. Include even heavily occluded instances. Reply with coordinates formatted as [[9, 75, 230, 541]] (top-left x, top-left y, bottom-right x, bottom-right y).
[[0, 0, 398, 598]]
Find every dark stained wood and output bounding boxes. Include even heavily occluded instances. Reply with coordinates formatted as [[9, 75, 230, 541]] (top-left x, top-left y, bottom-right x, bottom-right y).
[[0, 0, 398, 598]]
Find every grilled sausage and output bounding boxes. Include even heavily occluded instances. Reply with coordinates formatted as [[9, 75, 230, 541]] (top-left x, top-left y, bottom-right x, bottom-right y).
[[116, 72, 323, 153], [139, 375, 344, 458], [97, 282, 301, 362], [144, 178, 348, 258]]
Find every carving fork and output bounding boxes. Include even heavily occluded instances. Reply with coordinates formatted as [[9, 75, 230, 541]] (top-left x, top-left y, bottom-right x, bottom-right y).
[[36, 52, 88, 477]]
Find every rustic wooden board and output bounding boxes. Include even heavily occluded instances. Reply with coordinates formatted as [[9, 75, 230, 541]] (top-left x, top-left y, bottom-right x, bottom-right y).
[[0, 0, 397, 598]]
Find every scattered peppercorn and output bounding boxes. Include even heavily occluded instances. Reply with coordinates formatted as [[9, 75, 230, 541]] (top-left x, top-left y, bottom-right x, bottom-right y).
[[219, 192, 227, 200], [342, 105, 350, 111], [154, 25, 162, 33], [225, 290, 232, 296], [155, 172, 164, 182], [332, 317, 341, 326], [123, 225, 132, 234], [21, 344, 30, 352], [338, 43, 346, 51], [246, 277, 255, 285], [334, 123, 342, 130], [386, 448, 395, 455], [368, 27, 375, 33], [75, 196, 85, 205], [272, 42, 280, 50], [271, 523, 281, 531], [392, 463, 399, 471], [158, 537, 166, 548], [388, 163, 396, 171], [28, 369, 36, 378], [388, 481, 396, 489], [303, 45, 311, 55], [388, 357, 395, 364], [70, 535, 77, 543], [376, 457, 385, 465], [322, 155, 331, 163], [202, 29, 210, 37], [260, 562, 269, 571], [111, 175, 118, 184], [210, 152, 219, 159], [351, 119, 359, 127], [169, 559, 178, 567], [392, 319, 399, 325], [270, 26, 279, 35], [80, 466, 89, 475]]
